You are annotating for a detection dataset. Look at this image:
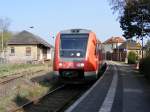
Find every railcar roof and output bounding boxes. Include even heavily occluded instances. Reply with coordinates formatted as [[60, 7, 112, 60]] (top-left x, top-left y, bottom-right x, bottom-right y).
[[60, 29, 91, 34]]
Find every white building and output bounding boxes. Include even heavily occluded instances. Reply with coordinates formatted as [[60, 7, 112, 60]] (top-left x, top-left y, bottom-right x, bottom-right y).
[[103, 36, 125, 53], [103, 36, 125, 60]]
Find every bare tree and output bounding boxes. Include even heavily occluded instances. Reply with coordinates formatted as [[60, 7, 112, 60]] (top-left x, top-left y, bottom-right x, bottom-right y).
[[109, 0, 138, 17], [0, 17, 11, 51], [0, 17, 11, 31], [0, 17, 11, 61]]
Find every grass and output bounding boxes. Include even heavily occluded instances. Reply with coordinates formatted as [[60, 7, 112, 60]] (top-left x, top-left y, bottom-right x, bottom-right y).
[[16, 83, 49, 100], [0, 63, 50, 77], [0, 81, 51, 112], [0, 89, 20, 112]]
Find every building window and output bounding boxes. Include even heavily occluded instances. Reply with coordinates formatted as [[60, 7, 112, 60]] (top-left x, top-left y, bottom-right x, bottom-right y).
[[111, 44, 113, 49], [26, 47, 31, 56], [10, 47, 15, 56]]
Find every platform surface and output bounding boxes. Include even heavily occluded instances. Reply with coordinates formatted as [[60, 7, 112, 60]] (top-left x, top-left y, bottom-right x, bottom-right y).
[[65, 61, 150, 112]]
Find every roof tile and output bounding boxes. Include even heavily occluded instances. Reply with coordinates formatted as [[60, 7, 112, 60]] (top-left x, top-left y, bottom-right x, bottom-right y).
[[7, 30, 53, 48], [103, 36, 125, 44]]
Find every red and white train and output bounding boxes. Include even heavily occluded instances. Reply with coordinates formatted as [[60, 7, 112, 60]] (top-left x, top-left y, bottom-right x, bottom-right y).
[[53, 29, 104, 83]]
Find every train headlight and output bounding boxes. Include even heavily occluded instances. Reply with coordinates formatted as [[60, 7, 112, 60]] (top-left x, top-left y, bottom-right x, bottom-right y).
[[80, 63, 84, 67], [59, 62, 63, 67], [76, 63, 84, 67]]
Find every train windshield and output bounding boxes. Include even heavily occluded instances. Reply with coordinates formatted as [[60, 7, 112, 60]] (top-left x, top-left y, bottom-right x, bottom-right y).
[[60, 34, 89, 58]]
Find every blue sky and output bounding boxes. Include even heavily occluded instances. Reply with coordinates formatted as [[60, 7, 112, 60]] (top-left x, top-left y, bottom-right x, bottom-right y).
[[0, 0, 123, 45]]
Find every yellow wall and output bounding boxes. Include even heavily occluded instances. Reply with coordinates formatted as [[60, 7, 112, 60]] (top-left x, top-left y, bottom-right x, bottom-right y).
[[7, 45, 37, 63]]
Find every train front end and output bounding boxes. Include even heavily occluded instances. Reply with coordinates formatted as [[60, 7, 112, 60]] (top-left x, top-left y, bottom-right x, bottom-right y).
[[53, 29, 98, 83]]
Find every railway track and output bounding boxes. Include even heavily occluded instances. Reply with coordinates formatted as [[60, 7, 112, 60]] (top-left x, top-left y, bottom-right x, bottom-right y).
[[0, 75, 25, 85], [0, 69, 48, 85], [11, 83, 92, 112], [0, 69, 51, 98]]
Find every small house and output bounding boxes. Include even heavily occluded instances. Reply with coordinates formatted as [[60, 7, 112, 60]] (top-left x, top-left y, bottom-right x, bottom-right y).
[[7, 30, 53, 63]]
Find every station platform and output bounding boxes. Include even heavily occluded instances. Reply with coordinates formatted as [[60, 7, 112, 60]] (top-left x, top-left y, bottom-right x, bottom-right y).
[[65, 62, 118, 112], [65, 61, 150, 112]]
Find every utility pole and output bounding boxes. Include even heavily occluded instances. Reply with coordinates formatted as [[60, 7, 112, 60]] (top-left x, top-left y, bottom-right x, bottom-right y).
[[141, 36, 144, 59], [130, 4, 146, 59], [135, 12, 144, 59], [138, 4, 145, 59], [116, 39, 119, 61]]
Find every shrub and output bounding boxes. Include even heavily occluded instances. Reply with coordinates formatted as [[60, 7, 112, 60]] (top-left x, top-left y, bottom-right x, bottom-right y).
[[128, 51, 136, 64], [139, 56, 150, 78]]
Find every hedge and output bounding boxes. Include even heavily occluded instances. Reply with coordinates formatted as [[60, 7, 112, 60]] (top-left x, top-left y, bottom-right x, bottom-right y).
[[139, 56, 150, 78], [128, 51, 137, 64]]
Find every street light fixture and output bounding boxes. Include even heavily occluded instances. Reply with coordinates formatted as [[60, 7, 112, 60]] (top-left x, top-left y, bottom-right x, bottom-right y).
[[29, 26, 34, 29]]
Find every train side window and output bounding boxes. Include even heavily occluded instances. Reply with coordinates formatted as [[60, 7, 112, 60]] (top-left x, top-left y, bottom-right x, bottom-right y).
[[95, 43, 99, 55], [95, 47, 97, 55], [93, 40, 97, 56], [95, 43, 99, 56]]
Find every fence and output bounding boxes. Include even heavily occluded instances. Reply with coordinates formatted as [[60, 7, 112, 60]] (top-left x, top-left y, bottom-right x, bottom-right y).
[[0, 57, 7, 64], [0, 51, 8, 64], [106, 52, 126, 62]]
